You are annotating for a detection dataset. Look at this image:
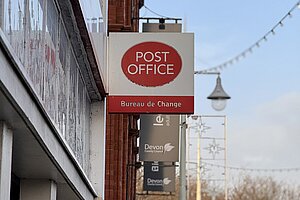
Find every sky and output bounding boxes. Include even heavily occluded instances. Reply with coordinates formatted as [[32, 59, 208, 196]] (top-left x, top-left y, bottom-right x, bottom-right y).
[[140, 0, 300, 185]]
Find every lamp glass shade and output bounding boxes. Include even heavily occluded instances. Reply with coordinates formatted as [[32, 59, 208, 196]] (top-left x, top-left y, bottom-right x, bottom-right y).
[[211, 99, 227, 111]]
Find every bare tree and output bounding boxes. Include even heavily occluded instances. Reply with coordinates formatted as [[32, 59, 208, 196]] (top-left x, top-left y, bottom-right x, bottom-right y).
[[229, 175, 300, 200], [136, 169, 300, 200]]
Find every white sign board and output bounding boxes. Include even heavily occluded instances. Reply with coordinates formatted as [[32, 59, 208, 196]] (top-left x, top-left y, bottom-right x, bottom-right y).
[[108, 33, 194, 114]]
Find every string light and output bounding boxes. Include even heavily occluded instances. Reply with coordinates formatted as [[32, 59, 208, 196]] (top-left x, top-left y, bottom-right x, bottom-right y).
[[143, 2, 300, 73], [199, 0, 300, 73], [271, 29, 276, 35], [200, 161, 300, 173], [189, 161, 300, 173], [279, 21, 284, 27]]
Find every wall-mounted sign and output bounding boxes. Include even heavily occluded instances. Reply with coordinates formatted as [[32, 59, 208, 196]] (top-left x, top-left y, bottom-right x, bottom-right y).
[[139, 114, 179, 162], [108, 33, 194, 114], [143, 161, 175, 192]]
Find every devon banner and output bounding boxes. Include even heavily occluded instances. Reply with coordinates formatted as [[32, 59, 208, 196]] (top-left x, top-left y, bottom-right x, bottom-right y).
[[108, 32, 194, 114], [143, 161, 175, 192], [139, 114, 179, 162]]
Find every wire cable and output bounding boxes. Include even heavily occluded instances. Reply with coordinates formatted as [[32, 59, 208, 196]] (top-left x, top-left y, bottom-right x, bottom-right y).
[[143, 5, 170, 18]]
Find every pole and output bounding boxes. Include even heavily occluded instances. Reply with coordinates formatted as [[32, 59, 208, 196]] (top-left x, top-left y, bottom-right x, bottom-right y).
[[224, 116, 228, 200], [179, 115, 187, 200], [196, 121, 201, 200], [186, 124, 190, 200]]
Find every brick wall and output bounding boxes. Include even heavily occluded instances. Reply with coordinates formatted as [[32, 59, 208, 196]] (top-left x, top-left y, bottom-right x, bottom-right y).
[[108, 0, 141, 32], [105, 1, 141, 198], [105, 111, 139, 200]]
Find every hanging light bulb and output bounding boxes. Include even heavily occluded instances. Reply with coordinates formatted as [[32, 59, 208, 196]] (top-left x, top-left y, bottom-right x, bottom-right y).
[[279, 21, 284, 27], [271, 29, 276, 35]]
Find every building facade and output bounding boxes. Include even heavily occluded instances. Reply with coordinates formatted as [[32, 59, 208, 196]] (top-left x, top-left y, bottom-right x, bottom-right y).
[[0, 0, 107, 199]]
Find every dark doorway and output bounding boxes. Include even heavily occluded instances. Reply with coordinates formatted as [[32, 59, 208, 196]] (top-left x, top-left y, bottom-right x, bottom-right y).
[[10, 173, 20, 200]]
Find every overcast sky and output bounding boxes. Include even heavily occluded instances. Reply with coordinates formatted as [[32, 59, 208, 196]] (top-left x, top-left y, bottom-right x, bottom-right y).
[[141, 0, 300, 184]]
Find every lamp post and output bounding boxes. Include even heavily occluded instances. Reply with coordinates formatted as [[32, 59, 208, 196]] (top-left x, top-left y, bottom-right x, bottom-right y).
[[181, 71, 230, 200], [180, 115, 187, 200]]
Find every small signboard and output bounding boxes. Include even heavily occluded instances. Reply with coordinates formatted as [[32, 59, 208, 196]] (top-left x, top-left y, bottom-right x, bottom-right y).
[[108, 33, 194, 114], [142, 23, 182, 33], [139, 114, 179, 162], [143, 161, 175, 192]]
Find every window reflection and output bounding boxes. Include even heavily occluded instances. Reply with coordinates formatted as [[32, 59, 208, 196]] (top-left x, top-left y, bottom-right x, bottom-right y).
[[1, 0, 91, 174]]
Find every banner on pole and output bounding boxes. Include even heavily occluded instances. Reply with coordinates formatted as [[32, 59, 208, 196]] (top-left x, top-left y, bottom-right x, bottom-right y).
[[143, 161, 175, 192], [139, 114, 179, 162]]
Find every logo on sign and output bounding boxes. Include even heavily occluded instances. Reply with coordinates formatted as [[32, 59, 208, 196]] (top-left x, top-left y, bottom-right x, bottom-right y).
[[164, 143, 175, 153], [151, 166, 159, 172], [121, 42, 182, 87], [147, 177, 172, 186], [144, 143, 175, 154], [153, 114, 171, 127]]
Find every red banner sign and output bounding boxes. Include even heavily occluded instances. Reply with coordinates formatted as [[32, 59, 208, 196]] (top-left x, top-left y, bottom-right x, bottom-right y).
[[108, 96, 194, 114]]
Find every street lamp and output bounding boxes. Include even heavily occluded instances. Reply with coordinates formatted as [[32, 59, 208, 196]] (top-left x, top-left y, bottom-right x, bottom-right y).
[[188, 71, 230, 200], [194, 71, 231, 111], [179, 71, 230, 200], [207, 75, 231, 111]]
